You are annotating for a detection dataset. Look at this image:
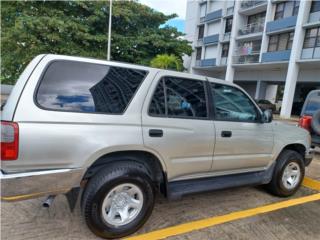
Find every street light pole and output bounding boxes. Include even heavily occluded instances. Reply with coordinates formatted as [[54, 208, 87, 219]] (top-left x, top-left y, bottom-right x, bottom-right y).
[[107, 0, 112, 61]]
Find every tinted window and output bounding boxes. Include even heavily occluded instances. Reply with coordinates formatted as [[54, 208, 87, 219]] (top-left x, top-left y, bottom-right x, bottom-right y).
[[36, 61, 147, 114], [211, 84, 258, 122], [149, 77, 208, 119], [149, 79, 166, 115]]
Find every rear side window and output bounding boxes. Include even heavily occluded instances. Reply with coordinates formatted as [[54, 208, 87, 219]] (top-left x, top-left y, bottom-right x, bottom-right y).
[[36, 61, 147, 114], [149, 76, 208, 119]]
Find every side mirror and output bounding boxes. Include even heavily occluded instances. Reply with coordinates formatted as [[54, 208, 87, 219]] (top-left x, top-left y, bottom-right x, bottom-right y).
[[262, 109, 273, 123]]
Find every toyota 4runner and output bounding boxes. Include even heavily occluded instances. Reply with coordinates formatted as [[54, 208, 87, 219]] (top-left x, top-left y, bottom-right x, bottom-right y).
[[1, 54, 314, 239]]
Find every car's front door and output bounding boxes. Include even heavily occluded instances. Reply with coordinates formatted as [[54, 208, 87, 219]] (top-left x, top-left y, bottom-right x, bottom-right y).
[[142, 73, 215, 181], [209, 82, 274, 173]]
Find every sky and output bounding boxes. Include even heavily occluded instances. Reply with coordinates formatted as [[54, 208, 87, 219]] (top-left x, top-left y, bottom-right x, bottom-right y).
[[139, 0, 187, 32]]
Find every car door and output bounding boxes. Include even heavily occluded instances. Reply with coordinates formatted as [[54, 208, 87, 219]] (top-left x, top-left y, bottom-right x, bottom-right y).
[[209, 82, 274, 173], [142, 73, 215, 181]]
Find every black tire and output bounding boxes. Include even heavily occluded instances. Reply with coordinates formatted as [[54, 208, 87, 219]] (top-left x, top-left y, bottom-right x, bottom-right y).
[[266, 150, 305, 197], [81, 162, 155, 239], [311, 110, 320, 135]]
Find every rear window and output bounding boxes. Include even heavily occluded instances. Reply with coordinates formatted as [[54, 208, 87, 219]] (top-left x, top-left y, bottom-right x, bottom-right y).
[[36, 60, 147, 114]]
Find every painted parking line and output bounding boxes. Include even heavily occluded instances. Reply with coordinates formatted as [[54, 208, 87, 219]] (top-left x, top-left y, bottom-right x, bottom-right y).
[[303, 177, 320, 191], [125, 178, 320, 240]]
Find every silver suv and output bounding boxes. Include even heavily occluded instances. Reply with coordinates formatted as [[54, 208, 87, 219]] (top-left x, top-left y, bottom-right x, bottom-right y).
[[1, 54, 314, 239]]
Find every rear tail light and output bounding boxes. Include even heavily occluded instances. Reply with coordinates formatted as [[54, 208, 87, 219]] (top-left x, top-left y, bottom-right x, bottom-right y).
[[298, 115, 312, 131], [1, 121, 19, 160]]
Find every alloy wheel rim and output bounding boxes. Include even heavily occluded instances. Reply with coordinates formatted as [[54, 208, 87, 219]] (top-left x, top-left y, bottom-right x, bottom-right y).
[[281, 162, 301, 190], [101, 183, 144, 226]]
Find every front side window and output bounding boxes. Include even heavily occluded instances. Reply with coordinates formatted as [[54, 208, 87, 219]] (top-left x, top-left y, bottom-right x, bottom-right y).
[[36, 61, 147, 114], [149, 77, 208, 119], [211, 84, 258, 122]]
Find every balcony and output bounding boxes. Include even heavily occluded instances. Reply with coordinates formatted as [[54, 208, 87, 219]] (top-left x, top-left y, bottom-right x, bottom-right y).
[[233, 53, 260, 64], [195, 58, 216, 67], [203, 34, 219, 45], [225, 6, 234, 17], [233, 46, 261, 64], [203, 9, 223, 22], [240, 0, 267, 10], [266, 16, 297, 33], [301, 47, 320, 60], [222, 32, 231, 42], [238, 21, 265, 36], [220, 57, 228, 65], [196, 38, 203, 46], [261, 50, 291, 62]]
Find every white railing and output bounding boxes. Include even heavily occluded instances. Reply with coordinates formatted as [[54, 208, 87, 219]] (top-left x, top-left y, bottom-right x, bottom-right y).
[[241, 0, 267, 9], [238, 21, 265, 35]]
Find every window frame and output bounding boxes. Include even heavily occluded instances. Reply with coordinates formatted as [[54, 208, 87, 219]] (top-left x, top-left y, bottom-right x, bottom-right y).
[[210, 83, 263, 123], [310, 0, 320, 13], [196, 47, 202, 60], [34, 60, 149, 115], [267, 31, 294, 52], [274, 1, 300, 20], [303, 27, 320, 49], [198, 25, 205, 40], [225, 17, 233, 33], [148, 76, 210, 120]]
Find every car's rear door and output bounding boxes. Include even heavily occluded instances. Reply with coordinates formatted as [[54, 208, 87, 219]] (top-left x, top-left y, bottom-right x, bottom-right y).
[[142, 72, 215, 181], [209, 82, 274, 173]]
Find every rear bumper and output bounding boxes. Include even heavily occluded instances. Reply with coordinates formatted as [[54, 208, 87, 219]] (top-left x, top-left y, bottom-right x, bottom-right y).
[[0, 168, 83, 202]]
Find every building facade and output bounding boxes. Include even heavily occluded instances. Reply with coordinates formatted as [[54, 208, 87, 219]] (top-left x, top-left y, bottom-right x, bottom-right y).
[[185, 0, 320, 117]]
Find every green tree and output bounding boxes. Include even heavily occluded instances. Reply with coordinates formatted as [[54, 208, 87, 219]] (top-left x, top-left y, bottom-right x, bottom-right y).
[[1, 1, 192, 84], [150, 54, 183, 71]]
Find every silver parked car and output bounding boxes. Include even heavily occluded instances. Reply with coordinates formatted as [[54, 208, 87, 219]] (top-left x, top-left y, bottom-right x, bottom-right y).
[[1, 54, 314, 239]]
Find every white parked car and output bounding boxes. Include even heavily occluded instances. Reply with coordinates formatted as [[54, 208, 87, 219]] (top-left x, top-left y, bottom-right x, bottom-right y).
[[1, 54, 314, 239]]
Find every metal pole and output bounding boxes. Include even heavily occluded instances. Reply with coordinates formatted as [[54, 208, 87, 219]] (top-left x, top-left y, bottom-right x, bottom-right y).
[[107, 0, 112, 60]]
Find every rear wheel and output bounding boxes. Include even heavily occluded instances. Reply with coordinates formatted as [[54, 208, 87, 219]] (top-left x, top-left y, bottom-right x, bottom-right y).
[[81, 162, 155, 239], [266, 150, 305, 197]]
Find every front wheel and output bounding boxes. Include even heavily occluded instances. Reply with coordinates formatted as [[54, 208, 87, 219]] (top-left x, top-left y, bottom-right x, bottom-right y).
[[81, 162, 155, 239], [266, 150, 305, 197]]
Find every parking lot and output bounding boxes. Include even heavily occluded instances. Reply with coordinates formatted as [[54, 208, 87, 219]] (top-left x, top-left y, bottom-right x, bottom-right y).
[[1, 153, 319, 240]]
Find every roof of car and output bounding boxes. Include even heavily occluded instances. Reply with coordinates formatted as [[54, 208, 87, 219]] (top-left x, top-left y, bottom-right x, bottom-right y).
[[44, 54, 236, 87]]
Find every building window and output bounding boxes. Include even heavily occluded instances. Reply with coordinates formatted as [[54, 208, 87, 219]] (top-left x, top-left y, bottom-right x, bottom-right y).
[[311, 0, 320, 13], [293, 0, 300, 16], [303, 27, 320, 48], [221, 43, 229, 58], [225, 18, 233, 33], [274, 1, 300, 20], [196, 47, 202, 60], [198, 25, 204, 39], [268, 32, 294, 52], [247, 12, 266, 25]]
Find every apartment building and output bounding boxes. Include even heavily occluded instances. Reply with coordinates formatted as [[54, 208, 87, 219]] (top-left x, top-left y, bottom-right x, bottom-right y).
[[185, 0, 320, 117]]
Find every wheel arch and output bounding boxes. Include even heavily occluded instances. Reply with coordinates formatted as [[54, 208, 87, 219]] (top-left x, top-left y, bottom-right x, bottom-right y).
[[278, 143, 306, 163], [82, 150, 167, 195]]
